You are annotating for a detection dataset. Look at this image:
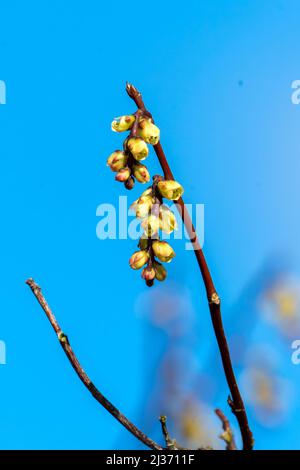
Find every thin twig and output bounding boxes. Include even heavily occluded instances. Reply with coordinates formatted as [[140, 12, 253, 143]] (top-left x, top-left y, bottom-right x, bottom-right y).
[[126, 82, 254, 450], [215, 408, 237, 450], [26, 278, 162, 451], [159, 416, 177, 450]]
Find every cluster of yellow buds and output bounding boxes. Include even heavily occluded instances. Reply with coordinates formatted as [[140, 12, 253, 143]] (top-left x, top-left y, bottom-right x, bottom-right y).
[[107, 113, 160, 190], [128, 177, 184, 286], [106, 104, 184, 286]]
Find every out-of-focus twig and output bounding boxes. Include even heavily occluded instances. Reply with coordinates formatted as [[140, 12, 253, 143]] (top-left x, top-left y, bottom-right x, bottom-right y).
[[215, 408, 237, 450], [159, 416, 177, 449]]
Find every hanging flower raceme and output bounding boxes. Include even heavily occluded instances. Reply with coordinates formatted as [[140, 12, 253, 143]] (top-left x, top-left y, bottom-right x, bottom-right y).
[[107, 112, 160, 191], [128, 175, 184, 286], [107, 106, 184, 286]]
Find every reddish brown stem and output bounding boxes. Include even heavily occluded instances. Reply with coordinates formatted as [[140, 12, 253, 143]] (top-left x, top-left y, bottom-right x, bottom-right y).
[[26, 278, 162, 450], [215, 408, 237, 450], [126, 82, 254, 450]]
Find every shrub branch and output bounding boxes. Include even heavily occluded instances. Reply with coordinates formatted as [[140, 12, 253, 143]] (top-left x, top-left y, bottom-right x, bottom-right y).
[[26, 278, 162, 450], [126, 82, 254, 450]]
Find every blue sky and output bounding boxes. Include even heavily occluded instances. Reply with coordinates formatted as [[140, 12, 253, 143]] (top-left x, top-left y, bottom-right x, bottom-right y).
[[0, 0, 300, 449]]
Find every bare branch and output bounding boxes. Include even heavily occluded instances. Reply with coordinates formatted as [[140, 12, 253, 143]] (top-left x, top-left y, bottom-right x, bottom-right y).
[[159, 416, 177, 450], [26, 278, 162, 450], [126, 83, 254, 450], [215, 408, 237, 450]]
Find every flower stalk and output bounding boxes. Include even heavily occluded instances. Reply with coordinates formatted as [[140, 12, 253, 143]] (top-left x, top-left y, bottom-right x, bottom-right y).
[[125, 82, 254, 450]]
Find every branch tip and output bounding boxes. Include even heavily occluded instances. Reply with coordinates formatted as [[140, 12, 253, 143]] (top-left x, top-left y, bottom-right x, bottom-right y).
[[159, 415, 167, 424], [26, 277, 40, 291], [126, 82, 140, 99], [159, 415, 177, 450]]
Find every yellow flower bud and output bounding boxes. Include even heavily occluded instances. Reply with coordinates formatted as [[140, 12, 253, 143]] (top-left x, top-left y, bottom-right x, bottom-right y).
[[111, 115, 135, 132], [142, 215, 160, 237], [129, 250, 149, 270], [132, 163, 150, 183], [126, 137, 149, 161], [106, 150, 128, 172], [130, 195, 153, 219], [142, 266, 156, 281], [138, 117, 160, 145], [115, 167, 131, 182], [152, 240, 175, 263], [141, 187, 153, 197], [159, 204, 178, 234], [157, 180, 184, 201], [153, 261, 167, 281]]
